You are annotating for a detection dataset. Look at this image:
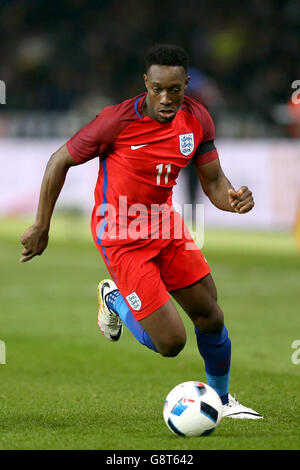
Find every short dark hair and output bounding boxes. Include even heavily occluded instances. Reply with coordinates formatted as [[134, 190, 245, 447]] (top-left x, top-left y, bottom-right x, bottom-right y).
[[145, 44, 189, 72]]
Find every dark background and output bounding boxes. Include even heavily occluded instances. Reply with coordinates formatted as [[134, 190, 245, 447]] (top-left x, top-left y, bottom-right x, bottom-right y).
[[0, 0, 299, 137]]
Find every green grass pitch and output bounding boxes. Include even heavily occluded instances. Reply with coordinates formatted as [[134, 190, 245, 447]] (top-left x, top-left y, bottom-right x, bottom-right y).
[[0, 216, 299, 450]]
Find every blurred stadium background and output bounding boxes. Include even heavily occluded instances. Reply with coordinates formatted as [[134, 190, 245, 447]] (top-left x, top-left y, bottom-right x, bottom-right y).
[[0, 0, 300, 450], [0, 0, 299, 235]]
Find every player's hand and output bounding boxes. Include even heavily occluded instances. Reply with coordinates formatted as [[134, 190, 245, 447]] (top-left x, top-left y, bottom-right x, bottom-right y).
[[20, 225, 49, 262], [228, 186, 254, 214]]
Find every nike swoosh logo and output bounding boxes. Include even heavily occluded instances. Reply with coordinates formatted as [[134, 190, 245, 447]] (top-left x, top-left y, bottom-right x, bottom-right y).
[[131, 144, 149, 150], [109, 326, 122, 341]]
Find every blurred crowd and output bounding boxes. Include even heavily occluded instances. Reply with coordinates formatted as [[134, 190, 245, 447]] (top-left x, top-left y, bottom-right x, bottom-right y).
[[0, 0, 299, 136]]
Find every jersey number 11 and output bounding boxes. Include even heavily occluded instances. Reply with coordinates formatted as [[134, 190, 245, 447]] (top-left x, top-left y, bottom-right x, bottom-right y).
[[156, 163, 172, 185]]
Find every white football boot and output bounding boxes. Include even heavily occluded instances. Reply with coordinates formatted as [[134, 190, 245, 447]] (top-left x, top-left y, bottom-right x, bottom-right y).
[[222, 394, 263, 419], [97, 279, 123, 342]]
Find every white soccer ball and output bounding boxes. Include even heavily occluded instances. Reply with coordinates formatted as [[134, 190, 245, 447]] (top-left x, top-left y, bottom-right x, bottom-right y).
[[163, 381, 223, 437]]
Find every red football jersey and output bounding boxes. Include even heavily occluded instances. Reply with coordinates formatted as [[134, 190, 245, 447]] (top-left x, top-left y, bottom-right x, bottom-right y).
[[66, 93, 218, 246]]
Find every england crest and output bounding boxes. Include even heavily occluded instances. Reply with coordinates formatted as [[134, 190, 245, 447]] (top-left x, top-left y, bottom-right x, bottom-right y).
[[179, 133, 194, 156], [126, 292, 142, 311]]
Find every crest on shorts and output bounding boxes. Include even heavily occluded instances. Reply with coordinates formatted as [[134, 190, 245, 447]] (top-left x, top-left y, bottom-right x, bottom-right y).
[[126, 292, 142, 311], [179, 133, 194, 156]]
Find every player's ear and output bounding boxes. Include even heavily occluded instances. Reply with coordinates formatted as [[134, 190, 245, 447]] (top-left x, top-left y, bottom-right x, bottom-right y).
[[185, 75, 190, 90], [143, 73, 149, 90]]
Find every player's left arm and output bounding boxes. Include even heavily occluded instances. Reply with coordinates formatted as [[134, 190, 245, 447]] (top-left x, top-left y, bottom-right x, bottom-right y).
[[195, 157, 254, 214]]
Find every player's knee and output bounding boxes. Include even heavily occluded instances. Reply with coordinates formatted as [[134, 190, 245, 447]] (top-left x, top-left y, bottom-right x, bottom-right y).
[[211, 316, 224, 333], [160, 342, 186, 357], [209, 306, 224, 332], [194, 303, 224, 334], [158, 334, 186, 357]]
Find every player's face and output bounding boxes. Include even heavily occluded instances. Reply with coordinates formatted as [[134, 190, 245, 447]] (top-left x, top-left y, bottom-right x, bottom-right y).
[[143, 65, 190, 123]]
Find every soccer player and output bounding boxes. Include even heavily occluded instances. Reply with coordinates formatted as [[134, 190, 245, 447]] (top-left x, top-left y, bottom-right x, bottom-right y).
[[20, 44, 262, 419]]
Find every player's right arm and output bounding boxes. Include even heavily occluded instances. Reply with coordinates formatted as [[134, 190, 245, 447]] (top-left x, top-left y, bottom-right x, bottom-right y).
[[20, 102, 134, 262], [20, 144, 79, 263]]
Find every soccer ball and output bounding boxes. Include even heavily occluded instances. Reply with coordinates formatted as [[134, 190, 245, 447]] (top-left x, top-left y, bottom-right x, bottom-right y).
[[163, 381, 223, 437]]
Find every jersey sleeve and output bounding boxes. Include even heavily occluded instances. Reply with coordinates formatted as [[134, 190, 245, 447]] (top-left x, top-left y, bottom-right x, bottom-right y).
[[191, 103, 219, 167], [66, 107, 118, 164]]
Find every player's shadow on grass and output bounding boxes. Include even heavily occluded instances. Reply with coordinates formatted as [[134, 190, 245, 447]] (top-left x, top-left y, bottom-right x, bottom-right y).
[[0, 411, 109, 430]]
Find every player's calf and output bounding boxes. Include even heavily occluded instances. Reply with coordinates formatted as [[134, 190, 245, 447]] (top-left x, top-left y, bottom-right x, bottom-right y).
[[139, 299, 187, 358]]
